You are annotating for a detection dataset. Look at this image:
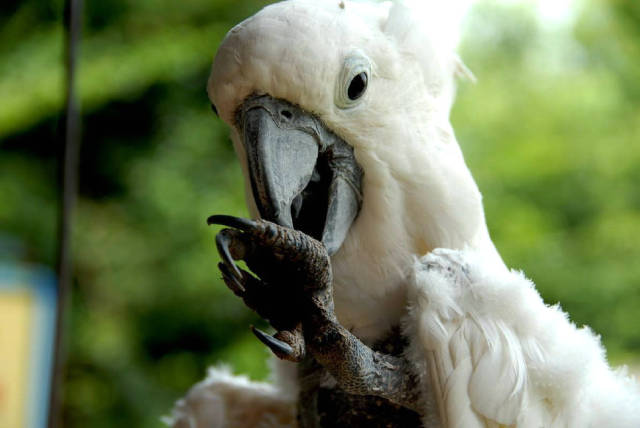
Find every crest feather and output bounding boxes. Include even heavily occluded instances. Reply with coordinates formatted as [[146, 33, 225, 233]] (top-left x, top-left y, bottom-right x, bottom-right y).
[[382, 0, 473, 111]]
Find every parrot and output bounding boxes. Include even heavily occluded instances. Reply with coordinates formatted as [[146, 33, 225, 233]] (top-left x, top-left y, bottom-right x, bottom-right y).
[[167, 0, 640, 427]]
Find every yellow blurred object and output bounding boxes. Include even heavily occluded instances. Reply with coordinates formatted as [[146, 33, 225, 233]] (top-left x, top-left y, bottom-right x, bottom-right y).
[[0, 264, 57, 428], [0, 291, 33, 428]]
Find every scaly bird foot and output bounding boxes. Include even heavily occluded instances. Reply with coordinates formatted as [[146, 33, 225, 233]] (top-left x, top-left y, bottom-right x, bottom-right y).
[[207, 214, 423, 413], [208, 214, 333, 362]]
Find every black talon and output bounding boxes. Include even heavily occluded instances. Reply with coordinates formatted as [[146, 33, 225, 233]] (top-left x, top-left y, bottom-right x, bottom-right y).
[[215, 232, 243, 279], [219, 262, 246, 294], [207, 215, 258, 231], [251, 326, 294, 357]]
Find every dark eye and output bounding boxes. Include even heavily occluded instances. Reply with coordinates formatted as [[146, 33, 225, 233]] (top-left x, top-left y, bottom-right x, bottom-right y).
[[211, 103, 219, 116], [347, 72, 368, 101], [335, 52, 371, 109]]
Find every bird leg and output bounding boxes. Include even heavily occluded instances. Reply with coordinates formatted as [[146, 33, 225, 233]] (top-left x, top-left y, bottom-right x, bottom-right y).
[[208, 215, 423, 414], [302, 302, 424, 413]]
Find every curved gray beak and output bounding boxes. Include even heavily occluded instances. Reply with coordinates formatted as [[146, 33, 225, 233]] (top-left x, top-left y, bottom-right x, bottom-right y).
[[237, 95, 363, 255]]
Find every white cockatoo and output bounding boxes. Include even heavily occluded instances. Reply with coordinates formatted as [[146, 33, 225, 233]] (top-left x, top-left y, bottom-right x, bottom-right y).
[[167, 1, 640, 427]]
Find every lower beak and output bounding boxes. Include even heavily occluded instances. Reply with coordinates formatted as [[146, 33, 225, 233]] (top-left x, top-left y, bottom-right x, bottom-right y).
[[238, 95, 362, 255]]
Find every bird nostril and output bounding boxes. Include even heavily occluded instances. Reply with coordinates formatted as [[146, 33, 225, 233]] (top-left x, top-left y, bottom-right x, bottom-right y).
[[280, 110, 293, 120]]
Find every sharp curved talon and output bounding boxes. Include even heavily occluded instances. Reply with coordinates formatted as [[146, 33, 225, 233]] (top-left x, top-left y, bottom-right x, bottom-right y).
[[215, 232, 243, 279], [207, 215, 258, 231], [251, 326, 294, 357], [218, 262, 246, 294]]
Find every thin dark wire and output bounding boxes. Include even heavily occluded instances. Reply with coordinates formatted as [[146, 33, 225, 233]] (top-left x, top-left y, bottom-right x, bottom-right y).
[[49, 0, 82, 426]]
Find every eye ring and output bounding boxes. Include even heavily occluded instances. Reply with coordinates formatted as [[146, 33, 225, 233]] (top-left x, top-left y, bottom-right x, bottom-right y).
[[335, 51, 371, 109]]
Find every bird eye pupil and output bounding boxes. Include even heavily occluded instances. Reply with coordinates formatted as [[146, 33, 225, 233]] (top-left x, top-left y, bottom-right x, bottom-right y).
[[347, 72, 367, 101]]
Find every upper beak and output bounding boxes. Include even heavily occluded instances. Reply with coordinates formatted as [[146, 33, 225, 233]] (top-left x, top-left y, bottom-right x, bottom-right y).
[[237, 95, 363, 255], [242, 97, 318, 228]]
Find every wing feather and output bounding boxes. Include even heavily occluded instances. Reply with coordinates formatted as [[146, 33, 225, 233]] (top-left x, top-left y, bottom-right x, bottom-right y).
[[407, 250, 527, 427]]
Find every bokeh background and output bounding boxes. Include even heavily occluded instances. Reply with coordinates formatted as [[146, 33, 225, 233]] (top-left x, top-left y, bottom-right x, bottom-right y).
[[1, 0, 638, 426]]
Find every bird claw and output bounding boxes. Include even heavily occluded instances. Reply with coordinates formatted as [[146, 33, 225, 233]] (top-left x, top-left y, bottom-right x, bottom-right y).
[[251, 326, 294, 356], [208, 214, 258, 231], [208, 214, 331, 290], [208, 214, 332, 361], [215, 232, 244, 281], [251, 325, 305, 362], [218, 262, 245, 294]]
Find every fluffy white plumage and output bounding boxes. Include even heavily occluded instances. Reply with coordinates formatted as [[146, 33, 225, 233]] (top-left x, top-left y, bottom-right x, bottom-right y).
[[168, 1, 640, 426], [405, 249, 640, 427], [167, 364, 298, 428]]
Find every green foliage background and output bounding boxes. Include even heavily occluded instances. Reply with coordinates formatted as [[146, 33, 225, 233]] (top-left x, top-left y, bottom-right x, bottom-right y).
[[0, 0, 638, 426]]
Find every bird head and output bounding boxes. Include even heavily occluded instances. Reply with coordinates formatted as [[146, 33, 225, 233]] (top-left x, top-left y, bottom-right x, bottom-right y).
[[209, 0, 497, 336]]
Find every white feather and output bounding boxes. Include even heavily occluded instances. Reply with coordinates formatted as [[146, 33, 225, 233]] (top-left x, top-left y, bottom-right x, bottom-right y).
[[165, 363, 297, 428], [405, 249, 640, 427]]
